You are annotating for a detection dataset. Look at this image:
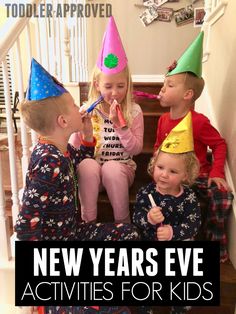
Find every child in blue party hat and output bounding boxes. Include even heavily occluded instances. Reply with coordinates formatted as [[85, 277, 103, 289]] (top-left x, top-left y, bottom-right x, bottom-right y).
[[15, 58, 139, 314]]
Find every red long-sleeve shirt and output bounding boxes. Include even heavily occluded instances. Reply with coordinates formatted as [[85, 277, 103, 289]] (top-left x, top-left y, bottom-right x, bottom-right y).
[[154, 109, 227, 179]]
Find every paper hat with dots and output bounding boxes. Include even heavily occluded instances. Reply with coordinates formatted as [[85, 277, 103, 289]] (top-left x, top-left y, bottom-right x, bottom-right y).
[[161, 111, 194, 154], [26, 58, 68, 101], [96, 16, 128, 74]]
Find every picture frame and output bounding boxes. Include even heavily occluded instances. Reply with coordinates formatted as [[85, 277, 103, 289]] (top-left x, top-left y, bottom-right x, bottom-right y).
[[156, 7, 174, 22], [174, 5, 194, 26], [154, 0, 169, 7], [143, 0, 155, 7], [139, 6, 158, 27], [194, 7, 206, 27]]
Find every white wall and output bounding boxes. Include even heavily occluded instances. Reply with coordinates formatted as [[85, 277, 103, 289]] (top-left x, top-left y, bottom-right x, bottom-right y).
[[195, 0, 236, 266], [86, 0, 204, 76]]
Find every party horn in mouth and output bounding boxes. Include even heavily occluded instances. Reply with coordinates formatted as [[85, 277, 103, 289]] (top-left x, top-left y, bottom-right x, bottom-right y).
[[114, 101, 127, 128], [86, 95, 104, 113], [133, 90, 161, 99]]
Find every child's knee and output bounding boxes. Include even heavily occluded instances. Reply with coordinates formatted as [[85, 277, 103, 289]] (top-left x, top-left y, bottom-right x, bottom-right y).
[[102, 160, 122, 179], [78, 158, 100, 176]]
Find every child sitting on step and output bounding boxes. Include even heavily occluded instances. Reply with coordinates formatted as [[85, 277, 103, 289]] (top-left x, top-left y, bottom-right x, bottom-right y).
[[70, 16, 144, 224], [154, 32, 233, 263], [133, 112, 201, 314], [15, 58, 139, 314]]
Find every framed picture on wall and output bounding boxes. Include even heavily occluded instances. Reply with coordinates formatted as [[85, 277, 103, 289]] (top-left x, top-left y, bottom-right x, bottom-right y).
[[139, 6, 158, 26], [174, 5, 194, 26], [143, 0, 155, 6], [194, 7, 206, 27], [156, 7, 174, 22], [154, 0, 169, 6]]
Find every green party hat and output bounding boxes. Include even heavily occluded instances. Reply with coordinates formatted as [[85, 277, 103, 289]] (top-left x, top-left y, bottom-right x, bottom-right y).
[[167, 31, 204, 78]]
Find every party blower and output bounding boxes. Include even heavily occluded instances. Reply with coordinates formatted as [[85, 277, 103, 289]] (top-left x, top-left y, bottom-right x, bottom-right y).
[[86, 95, 104, 113], [133, 90, 161, 100], [113, 99, 127, 128]]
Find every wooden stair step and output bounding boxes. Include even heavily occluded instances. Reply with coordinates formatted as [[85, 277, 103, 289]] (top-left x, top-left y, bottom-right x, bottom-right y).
[[129, 263, 236, 313], [220, 262, 236, 306]]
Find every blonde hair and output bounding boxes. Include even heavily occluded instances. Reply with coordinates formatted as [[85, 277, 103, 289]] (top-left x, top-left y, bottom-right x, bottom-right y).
[[183, 72, 205, 101], [87, 65, 133, 126], [148, 150, 200, 186], [19, 93, 69, 134]]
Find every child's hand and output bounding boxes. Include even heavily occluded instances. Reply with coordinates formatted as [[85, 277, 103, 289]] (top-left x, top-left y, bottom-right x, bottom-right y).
[[147, 206, 164, 225], [80, 110, 93, 142], [208, 177, 232, 191], [157, 225, 173, 241], [109, 100, 120, 126]]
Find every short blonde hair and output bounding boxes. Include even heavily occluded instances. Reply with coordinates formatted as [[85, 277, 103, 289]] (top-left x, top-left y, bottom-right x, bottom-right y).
[[184, 72, 205, 101], [148, 150, 200, 185], [87, 65, 133, 126], [19, 93, 69, 134]]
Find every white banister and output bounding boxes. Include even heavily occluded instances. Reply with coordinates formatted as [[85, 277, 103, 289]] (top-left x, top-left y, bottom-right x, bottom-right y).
[[0, 0, 89, 269], [2, 58, 20, 226], [51, 9, 57, 77], [82, 0, 88, 82], [35, 17, 42, 64], [16, 39, 30, 182], [63, 17, 72, 82], [27, 21, 38, 148], [0, 147, 12, 262], [30, 15, 43, 148], [75, 0, 88, 82], [82, 7, 88, 82], [56, 6, 63, 81], [204, 0, 228, 25], [0, 0, 41, 63]]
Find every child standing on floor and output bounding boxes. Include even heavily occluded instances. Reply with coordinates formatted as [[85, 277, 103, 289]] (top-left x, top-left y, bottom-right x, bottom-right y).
[[15, 59, 139, 314], [133, 112, 201, 314], [154, 31, 233, 262], [70, 16, 144, 223]]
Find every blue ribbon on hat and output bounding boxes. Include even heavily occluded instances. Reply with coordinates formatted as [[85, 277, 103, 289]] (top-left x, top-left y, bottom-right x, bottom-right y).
[[26, 58, 67, 101]]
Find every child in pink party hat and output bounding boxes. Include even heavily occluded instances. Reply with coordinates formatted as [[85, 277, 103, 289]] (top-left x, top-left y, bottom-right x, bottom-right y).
[[70, 16, 144, 224]]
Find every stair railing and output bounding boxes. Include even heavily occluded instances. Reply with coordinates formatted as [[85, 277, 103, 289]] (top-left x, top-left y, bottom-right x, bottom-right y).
[[0, 0, 44, 263], [0, 0, 88, 263]]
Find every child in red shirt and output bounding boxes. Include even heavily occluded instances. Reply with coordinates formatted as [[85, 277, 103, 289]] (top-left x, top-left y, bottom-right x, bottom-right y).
[[154, 32, 233, 263]]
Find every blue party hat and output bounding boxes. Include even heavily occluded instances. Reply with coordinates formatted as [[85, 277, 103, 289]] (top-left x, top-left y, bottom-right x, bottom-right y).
[[26, 58, 68, 101]]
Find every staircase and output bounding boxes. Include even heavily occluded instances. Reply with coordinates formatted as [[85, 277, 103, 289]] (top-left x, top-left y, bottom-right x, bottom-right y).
[[79, 81, 236, 314], [1, 81, 236, 313]]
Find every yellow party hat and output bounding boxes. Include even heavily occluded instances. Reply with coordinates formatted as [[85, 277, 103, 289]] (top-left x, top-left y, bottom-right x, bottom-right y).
[[161, 112, 194, 153]]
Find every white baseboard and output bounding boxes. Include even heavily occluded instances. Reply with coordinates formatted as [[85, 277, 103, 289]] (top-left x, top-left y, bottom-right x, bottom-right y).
[[131, 74, 164, 83]]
